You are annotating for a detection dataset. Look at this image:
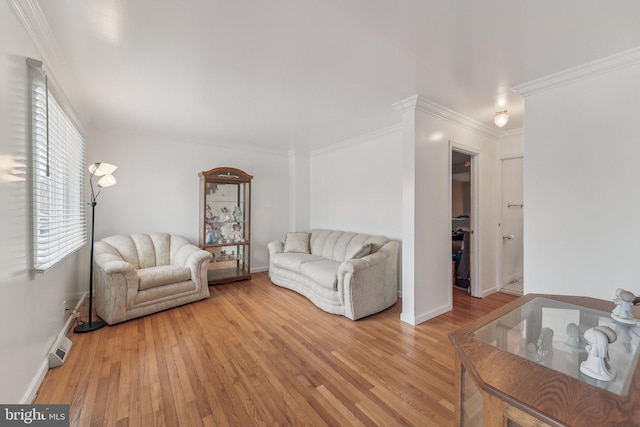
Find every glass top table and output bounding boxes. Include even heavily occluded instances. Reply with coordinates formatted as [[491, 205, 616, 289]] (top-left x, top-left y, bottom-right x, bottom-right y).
[[469, 296, 640, 396]]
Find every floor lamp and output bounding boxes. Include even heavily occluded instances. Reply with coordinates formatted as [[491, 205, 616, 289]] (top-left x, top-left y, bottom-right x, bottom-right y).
[[74, 162, 117, 333]]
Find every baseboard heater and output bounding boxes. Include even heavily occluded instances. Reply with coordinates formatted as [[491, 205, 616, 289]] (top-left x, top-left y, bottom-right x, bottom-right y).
[[48, 336, 72, 369]]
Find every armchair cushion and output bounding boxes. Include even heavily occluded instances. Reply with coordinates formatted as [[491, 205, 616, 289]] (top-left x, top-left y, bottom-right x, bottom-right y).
[[138, 265, 191, 290]]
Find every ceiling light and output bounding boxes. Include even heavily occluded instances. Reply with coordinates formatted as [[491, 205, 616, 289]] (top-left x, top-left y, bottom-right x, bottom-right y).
[[494, 110, 509, 128]]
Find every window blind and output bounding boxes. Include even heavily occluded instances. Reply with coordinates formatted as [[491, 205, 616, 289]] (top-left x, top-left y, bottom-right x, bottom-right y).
[[30, 62, 87, 272]]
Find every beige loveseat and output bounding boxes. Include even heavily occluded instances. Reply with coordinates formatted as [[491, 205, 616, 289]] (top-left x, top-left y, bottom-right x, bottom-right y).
[[94, 232, 212, 325], [268, 229, 399, 320]]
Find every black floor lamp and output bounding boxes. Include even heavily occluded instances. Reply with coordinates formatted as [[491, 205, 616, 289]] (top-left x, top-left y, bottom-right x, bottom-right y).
[[74, 162, 117, 333]]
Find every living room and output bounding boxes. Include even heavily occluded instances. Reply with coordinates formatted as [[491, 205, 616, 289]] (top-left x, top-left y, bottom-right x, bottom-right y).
[[3, 0, 640, 421]]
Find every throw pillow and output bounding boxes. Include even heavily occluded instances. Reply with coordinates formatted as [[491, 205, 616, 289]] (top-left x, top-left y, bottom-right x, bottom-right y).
[[346, 243, 373, 260], [284, 232, 311, 254]]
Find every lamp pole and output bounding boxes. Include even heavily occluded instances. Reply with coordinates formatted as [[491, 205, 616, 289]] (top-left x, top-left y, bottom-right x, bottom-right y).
[[74, 175, 107, 333]]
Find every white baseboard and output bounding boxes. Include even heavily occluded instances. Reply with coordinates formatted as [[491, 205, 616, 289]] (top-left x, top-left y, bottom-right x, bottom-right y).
[[251, 266, 269, 273], [20, 359, 49, 404], [21, 293, 87, 403], [400, 302, 452, 325]]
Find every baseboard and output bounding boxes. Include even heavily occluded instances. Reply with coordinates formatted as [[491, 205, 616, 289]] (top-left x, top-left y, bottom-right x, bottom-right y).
[[20, 359, 49, 404], [21, 293, 87, 403], [400, 302, 452, 325], [251, 266, 269, 273]]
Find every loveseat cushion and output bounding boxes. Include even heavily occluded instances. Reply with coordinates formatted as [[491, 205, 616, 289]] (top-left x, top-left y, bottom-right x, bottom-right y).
[[138, 265, 191, 290], [299, 260, 340, 290], [310, 230, 377, 262], [345, 242, 373, 260], [271, 253, 325, 273]]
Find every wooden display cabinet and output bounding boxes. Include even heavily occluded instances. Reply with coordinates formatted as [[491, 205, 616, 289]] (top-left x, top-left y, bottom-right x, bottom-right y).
[[199, 167, 252, 285]]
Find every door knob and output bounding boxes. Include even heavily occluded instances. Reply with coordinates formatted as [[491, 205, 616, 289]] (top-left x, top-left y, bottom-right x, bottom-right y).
[[503, 234, 514, 240]]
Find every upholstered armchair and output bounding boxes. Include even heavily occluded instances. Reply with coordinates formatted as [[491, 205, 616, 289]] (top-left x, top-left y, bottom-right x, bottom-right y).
[[93, 232, 212, 325]]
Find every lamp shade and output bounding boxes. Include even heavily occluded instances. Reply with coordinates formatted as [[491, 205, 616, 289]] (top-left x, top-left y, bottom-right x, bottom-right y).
[[89, 162, 118, 176], [97, 174, 117, 188], [494, 110, 509, 128]]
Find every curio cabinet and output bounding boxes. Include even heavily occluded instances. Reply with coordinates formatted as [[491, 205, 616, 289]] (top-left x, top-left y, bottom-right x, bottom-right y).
[[199, 167, 252, 285]]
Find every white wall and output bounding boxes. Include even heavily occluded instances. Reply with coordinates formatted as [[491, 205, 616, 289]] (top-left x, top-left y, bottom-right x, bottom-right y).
[[309, 126, 403, 240], [399, 97, 499, 324], [289, 147, 310, 232], [523, 62, 640, 300], [497, 132, 524, 159], [88, 125, 290, 272], [0, 2, 88, 403]]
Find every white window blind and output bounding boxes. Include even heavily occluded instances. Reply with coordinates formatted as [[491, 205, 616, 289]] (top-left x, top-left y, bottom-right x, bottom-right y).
[[30, 62, 87, 272]]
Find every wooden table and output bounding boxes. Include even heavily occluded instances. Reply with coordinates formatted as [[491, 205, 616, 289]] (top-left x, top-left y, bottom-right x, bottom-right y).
[[449, 294, 640, 426]]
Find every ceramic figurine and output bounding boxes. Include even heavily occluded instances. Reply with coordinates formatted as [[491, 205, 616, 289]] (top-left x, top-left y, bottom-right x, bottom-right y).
[[611, 289, 637, 325], [205, 223, 215, 244], [219, 206, 231, 222], [233, 206, 242, 221], [537, 327, 554, 358], [230, 223, 243, 242], [565, 323, 581, 348], [580, 326, 617, 381]]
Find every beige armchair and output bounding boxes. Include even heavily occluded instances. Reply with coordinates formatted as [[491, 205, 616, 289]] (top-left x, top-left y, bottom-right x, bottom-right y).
[[93, 232, 212, 325]]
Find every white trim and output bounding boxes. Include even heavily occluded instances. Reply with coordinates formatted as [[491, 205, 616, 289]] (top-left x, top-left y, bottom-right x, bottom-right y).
[[450, 141, 481, 298], [7, 0, 62, 69], [21, 294, 86, 403], [9, 0, 86, 134], [393, 95, 517, 139], [401, 302, 453, 326], [309, 123, 402, 156], [495, 156, 524, 296], [512, 46, 640, 97], [20, 360, 48, 404]]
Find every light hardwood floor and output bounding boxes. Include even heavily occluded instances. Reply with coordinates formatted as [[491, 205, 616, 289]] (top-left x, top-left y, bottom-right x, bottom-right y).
[[35, 272, 516, 427]]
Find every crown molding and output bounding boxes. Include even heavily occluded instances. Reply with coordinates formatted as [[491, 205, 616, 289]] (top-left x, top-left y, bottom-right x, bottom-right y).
[[8, 0, 65, 77], [393, 95, 508, 138], [310, 123, 403, 156], [512, 46, 640, 97], [9, 0, 86, 131]]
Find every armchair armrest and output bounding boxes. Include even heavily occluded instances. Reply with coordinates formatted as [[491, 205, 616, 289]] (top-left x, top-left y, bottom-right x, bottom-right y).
[[172, 243, 213, 287], [94, 247, 136, 276], [96, 258, 136, 276]]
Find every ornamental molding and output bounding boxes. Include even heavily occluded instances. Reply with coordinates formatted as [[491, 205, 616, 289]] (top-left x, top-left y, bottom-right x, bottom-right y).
[[393, 95, 509, 138], [512, 46, 640, 97], [9, 0, 85, 130]]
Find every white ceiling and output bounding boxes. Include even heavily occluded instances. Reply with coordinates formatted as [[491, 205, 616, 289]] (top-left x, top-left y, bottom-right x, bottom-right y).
[[34, 0, 640, 152]]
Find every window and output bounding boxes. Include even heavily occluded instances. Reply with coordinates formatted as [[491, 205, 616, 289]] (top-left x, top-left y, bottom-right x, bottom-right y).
[[29, 59, 87, 272]]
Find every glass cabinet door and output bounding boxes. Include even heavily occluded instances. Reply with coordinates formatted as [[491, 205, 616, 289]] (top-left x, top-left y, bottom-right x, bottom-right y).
[[199, 168, 252, 285]]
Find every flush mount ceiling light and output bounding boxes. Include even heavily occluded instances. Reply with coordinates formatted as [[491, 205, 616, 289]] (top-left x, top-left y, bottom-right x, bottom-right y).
[[494, 110, 509, 128]]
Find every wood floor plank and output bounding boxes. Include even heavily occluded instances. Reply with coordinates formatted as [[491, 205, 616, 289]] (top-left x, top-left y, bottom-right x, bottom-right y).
[[34, 272, 516, 426]]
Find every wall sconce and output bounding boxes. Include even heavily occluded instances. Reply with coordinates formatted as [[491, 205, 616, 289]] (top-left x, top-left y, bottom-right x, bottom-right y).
[[494, 110, 509, 128]]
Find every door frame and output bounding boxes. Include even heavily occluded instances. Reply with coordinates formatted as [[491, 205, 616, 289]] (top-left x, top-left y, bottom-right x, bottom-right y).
[[496, 155, 524, 293], [450, 141, 481, 298]]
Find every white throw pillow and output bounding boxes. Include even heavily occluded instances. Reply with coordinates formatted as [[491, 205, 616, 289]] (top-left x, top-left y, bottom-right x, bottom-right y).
[[284, 232, 311, 254], [346, 243, 373, 260]]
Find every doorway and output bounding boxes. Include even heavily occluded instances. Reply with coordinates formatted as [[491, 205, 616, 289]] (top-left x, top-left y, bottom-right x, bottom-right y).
[[451, 150, 473, 295], [499, 157, 524, 295]]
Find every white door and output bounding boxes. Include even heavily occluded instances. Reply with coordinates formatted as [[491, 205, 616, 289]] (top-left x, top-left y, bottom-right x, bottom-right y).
[[500, 157, 524, 294]]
